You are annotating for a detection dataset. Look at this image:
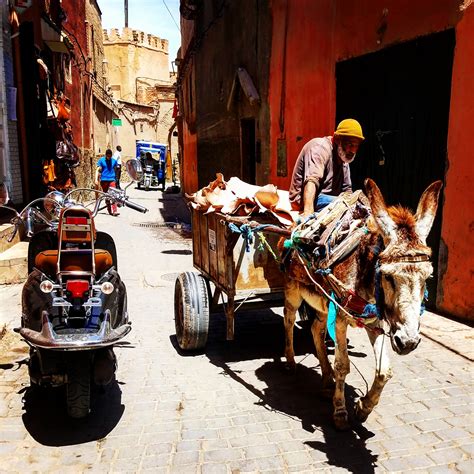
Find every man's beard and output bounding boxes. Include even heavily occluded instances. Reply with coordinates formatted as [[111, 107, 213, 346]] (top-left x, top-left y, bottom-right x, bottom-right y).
[[337, 144, 356, 164]]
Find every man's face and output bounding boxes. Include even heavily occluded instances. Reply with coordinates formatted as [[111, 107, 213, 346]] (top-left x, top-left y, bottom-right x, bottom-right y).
[[337, 137, 362, 163], [106, 153, 112, 160]]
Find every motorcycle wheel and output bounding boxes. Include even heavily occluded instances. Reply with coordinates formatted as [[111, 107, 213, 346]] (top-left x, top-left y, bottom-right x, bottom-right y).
[[174, 272, 210, 351], [66, 365, 90, 418]]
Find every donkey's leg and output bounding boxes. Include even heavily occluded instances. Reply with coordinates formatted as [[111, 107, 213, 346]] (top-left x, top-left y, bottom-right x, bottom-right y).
[[333, 316, 350, 430], [311, 315, 334, 391], [355, 328, 393, 422], [283, 280, 303, 370]]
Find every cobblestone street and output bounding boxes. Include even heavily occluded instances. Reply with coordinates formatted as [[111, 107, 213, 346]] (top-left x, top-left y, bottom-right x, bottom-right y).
[[0, 189, 472, 473]]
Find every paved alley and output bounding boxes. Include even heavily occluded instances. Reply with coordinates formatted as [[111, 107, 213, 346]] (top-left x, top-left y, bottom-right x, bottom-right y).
[[0, 187, 472, 473]]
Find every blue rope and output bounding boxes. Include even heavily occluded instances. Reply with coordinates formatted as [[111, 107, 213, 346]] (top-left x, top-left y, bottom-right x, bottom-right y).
[[361, 303, 380, 319], [227, 223, 280, 252], [420, 288, 429, 315]]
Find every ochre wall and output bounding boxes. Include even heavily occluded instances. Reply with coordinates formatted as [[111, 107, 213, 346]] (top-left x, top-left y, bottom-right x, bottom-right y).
[[438, 5, 474, 319], [104, 29, 170, 104]]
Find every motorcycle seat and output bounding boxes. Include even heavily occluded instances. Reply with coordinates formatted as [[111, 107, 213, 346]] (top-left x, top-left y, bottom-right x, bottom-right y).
[[35, 249, 113, 277]]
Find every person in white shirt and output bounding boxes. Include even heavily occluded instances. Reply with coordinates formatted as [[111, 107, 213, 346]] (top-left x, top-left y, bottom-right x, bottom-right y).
[[113, 145, 122, 189]]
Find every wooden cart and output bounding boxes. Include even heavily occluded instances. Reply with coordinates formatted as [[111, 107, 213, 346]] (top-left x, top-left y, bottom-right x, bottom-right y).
[[174, 208, 290, 351]]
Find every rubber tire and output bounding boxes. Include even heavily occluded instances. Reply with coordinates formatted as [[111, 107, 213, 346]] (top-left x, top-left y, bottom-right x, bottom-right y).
[[66, 365, 90, 418], [174, 272, 210, 351]]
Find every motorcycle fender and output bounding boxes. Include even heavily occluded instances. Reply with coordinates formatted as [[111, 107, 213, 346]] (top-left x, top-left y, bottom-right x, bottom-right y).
[[97, 269, 128, 328], [22, 269, 54, 332]]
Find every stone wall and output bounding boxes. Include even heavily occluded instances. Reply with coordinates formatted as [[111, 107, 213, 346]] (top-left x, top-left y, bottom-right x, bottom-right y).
[[103, 28, 170, 103]]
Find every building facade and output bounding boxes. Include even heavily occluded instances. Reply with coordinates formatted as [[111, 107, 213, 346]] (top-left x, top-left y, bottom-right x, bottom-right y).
[[178, 0, 474, 320], [85, 0, 118, 168], [0, 2, 22, 203], [103, 28, 177, 165]]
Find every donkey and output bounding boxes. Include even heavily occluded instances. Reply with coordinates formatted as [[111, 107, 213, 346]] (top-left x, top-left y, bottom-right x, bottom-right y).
[[283, 178, 443, 430]]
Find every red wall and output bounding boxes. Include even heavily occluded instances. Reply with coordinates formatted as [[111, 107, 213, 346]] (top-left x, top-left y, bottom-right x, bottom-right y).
[[268, 0, 473, 318], [182, 119, 198, 193], [62, 0, 91, 150], [268, 0, 335, 189], [438, 5, 474, 319]]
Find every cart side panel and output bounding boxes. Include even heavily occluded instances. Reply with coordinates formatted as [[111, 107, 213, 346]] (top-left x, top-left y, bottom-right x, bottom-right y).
[[208, 213, 218, 282], [199, 212, 210, 275], [216, 217, 227, 288], [233, 232, 284, 292], [192, 209, 202, 269]]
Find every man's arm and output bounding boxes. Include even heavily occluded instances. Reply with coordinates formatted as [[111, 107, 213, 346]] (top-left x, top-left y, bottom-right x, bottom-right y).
[[302, 180, 318, 216], [95, 166, 101, 186]]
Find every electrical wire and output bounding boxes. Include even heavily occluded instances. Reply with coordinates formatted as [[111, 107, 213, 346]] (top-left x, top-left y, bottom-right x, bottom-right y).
[[162, 0, 181, 33]]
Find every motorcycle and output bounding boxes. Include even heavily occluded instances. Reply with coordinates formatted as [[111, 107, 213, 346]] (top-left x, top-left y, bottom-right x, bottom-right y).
[[0, 160, 147, 418], [137, 154, 165, 191]]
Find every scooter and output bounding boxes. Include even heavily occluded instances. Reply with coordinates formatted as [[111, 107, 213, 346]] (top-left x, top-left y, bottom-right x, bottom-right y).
[[0, 160, 147, 418]]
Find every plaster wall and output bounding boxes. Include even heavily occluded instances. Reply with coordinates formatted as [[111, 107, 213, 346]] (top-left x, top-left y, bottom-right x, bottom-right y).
[[104, 29, 170, 104], [438, 4, 474, 319], [193, 0, 272, 189], [62, 0, 91, 150], [113, 100, 178, 163]]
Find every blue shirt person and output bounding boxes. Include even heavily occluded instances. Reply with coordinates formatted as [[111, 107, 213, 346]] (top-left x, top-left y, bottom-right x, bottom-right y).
[[95, 149, 119, 216]]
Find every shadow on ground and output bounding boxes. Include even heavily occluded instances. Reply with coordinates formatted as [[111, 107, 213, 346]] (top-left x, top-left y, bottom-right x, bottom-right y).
[[21, 381, 125, 446], [157, 192, 191, 225], [171, 308, 376, 473]]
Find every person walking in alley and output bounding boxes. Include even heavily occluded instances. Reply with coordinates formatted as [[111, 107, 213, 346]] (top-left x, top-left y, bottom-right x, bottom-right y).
[[289, 118, 365, 217], [113, 145, 122, 189], [95, 148, 120, 216]]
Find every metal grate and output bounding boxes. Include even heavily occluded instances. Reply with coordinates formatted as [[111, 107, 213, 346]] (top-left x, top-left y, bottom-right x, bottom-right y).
[[134, 221, 192, 243]]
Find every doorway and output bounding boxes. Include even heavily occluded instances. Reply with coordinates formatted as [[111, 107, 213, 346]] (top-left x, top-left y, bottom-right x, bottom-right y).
[[336, 29, 455, 305]]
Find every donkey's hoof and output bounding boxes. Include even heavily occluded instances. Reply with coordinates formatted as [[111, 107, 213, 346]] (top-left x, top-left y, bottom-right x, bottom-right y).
[[354, 399, 370, 422], [333, 412, 351, 431]]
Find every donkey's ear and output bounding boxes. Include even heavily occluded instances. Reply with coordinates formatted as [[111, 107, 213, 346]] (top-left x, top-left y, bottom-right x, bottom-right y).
[[364, 178, 397, 241], [414, 180, 443, 243]]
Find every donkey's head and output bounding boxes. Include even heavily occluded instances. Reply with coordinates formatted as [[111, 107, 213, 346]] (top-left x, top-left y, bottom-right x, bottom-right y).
[[365, 179, 443, 355]]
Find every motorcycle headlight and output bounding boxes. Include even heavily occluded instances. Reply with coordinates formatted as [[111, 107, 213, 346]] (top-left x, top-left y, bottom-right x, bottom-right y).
[[44, 191, 65, 218]]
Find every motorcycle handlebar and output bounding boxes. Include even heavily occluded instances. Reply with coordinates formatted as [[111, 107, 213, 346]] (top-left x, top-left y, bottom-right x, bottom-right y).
[[123, 199, 148, 213]]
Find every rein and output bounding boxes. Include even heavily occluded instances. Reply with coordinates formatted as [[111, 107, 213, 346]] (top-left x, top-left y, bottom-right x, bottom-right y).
[[294, 242, 431, 339]]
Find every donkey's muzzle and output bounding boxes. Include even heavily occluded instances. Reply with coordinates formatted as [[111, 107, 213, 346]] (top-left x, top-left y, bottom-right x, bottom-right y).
[[392, 333, 421, 355]]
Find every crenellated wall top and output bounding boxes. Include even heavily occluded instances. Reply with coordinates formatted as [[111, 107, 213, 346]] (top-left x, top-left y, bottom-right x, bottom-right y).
[[103, 27, 169, 52]]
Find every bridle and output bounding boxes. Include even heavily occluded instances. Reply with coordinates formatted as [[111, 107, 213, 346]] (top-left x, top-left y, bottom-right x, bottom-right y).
[[375, 252, 431, 321]]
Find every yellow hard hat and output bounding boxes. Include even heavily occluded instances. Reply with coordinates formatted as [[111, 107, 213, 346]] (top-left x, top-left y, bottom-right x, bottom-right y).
[[335, 119, 365, 140]]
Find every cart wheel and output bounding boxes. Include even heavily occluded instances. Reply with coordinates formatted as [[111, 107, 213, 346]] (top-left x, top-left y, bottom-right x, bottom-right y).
[[174, 272, 210, 351]]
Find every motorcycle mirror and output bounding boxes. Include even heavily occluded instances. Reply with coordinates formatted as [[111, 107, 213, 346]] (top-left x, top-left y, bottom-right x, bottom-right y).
[[0, 183, 9, 205], [126, 159, 143, 182]]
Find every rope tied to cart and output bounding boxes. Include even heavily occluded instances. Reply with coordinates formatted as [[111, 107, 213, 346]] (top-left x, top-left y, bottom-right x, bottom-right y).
[[227, 222, 282, 253]]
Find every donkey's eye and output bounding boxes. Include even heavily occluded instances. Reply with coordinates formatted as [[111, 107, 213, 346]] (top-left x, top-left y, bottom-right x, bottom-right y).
[[384, 275, 395, 288]]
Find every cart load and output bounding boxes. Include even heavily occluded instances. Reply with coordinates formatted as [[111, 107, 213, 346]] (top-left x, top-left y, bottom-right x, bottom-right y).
[[176, 174, 372, 351]]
